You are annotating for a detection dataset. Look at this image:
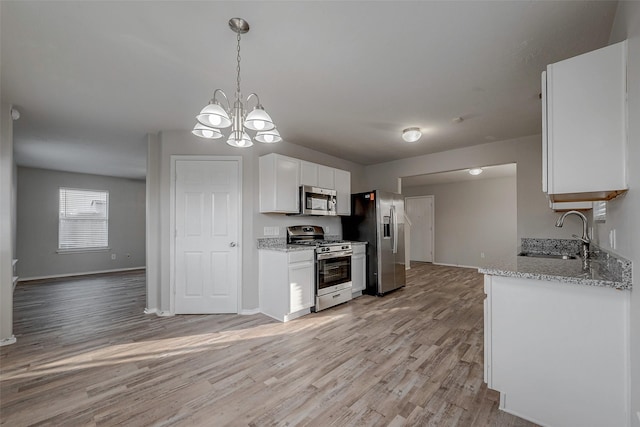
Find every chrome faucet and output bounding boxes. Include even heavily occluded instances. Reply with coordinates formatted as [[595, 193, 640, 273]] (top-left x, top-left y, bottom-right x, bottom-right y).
[[555, 210, 590, 258]]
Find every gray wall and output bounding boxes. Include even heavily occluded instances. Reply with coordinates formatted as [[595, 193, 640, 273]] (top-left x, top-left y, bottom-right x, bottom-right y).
[[16, 167, 146, 279], [597, 3, 640, 425], [0, 103, 15, 343], [364, 134, 580, 241], [403, 175, 517, 268], [146, 130, 367, 313]]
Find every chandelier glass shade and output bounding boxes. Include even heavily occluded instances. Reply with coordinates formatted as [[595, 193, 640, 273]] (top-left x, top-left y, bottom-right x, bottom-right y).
[[255, 128, 282, 144], [192, 123, 223, 139], [193, 18, 279, 147]]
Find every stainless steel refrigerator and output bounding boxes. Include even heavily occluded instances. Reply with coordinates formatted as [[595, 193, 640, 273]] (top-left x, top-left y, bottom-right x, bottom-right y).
[[342, 190, 405, 295]]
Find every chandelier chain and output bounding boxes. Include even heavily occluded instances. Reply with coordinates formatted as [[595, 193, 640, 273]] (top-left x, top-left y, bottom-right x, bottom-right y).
[[236, 32, 242, 102]]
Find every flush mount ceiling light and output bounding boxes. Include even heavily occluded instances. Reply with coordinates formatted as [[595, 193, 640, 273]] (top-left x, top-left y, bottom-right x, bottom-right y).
[[468, 168, 484, 176], [193, 18, 281, 147], [402, 127, 422, 142]]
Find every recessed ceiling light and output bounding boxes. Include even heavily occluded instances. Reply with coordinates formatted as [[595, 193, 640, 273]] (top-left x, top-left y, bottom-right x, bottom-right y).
[[402, 127, 422, 142], [469, 168, 483, 176]]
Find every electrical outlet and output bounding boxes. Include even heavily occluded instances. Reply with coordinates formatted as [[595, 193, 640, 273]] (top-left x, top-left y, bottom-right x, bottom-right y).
[[480, 252, 485, 259], [263, 226, 279, 236], [111, 254, 116, 260]]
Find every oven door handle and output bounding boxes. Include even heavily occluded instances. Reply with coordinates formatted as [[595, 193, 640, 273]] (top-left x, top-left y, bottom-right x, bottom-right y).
[[317, 250, 353, 260]]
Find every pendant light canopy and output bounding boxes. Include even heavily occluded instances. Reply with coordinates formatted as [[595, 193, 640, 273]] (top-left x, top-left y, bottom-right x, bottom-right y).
[[192, 18, 280, 147]]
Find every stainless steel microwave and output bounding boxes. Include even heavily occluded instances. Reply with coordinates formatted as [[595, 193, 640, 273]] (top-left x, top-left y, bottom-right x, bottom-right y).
[[300, 185, 337, 216]]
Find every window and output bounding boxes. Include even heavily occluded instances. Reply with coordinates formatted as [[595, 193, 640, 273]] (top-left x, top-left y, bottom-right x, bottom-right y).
[[593, 201, 607, 223], [59, 188, 109, 251]]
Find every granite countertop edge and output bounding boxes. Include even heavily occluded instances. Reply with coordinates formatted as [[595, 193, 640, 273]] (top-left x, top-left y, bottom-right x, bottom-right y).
[[478, 266, 630, 290], [257, 238, 367, 252]]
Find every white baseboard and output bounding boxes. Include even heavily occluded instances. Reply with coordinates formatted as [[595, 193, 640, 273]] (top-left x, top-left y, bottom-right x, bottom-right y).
[[240, 308, 260, 315], [433, 262, 479, 269], [0, 335, 17, 346], [19, 267, 146, 282], [156, 311, 174, 317], [143, 308, 157, 315]]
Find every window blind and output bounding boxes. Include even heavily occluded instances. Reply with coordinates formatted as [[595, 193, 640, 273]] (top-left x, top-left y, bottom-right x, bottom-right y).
[[59, 188, 109, 250], [593, 201, 607, 223]]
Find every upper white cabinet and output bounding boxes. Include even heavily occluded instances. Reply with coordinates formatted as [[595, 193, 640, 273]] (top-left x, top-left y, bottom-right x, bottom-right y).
[[548, 200, 593, 212], [542, 40, 628, 202], [334, 169, 351, 216], [264, 154, 351, 216], [300, 161, 336, 190], [318, 165, 335, 189], [300, 161, 319, 187], [259, 153, 300, 213]]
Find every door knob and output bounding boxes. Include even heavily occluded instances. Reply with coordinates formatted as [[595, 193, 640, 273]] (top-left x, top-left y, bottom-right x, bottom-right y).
[[229, 242, 237, 247]]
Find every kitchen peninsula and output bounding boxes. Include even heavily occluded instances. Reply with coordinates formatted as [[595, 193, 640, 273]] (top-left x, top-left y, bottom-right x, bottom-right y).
[[479, 238, 631, 427]]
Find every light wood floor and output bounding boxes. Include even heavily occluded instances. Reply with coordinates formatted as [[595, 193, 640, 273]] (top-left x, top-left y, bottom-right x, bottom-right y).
[[1, 263, 537, 426]]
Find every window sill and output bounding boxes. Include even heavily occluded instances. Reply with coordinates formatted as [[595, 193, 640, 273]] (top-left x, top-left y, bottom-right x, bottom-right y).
[[57, 248, 111, 254]]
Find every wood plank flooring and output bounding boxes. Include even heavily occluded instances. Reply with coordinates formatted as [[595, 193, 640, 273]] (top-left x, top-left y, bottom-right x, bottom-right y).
[[1, 263, 538, 426]]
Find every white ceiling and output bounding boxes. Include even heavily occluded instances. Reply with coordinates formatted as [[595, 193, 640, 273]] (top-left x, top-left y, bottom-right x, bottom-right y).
[[402, 163, 517, 188], [1, 1, 617, 179]]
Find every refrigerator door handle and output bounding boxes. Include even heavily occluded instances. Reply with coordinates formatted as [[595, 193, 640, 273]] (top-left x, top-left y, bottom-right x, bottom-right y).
[[391, 205, 398, 254]]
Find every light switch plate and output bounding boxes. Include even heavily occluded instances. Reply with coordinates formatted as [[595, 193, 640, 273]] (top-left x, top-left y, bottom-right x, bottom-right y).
[[609, 229, 616, 249]]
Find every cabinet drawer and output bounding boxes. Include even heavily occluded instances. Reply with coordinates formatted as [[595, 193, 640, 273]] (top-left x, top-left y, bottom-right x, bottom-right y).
[[288, 250, 314, 263], [316, 287, 351, 308]]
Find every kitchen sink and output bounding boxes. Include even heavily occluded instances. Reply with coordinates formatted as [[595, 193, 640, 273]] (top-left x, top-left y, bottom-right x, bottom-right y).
[[518, 252, 578, 260]]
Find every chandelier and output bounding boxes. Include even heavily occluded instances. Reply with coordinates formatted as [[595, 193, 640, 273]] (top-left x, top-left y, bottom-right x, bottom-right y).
[[193, 18, 281, 147]]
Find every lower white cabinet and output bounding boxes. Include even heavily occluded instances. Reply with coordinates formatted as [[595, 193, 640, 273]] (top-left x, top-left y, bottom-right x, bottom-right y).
[[351, 244, 366, 294], [259, 249, 315, 322], [484, 274, 630, 427]]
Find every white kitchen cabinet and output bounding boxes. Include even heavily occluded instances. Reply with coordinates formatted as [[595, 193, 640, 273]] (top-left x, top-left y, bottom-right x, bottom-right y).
[[300, 161, 318, 187], [259, 249, 315, 322], [351, 244, 366, 295], [548, 199, 592, 212], [298, 159, 351, 216], [334, 168, 351, 216], [259, 153, 300, 213], [300, 161, 335, 190], [318, 165, 335, 189], [484, 274, 629, 427], [542, 40, 628, 202]]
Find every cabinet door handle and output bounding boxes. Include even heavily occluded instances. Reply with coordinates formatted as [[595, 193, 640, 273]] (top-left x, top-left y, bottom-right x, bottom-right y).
[[229, 242, 237, 247], [333, 293, 341, 298]]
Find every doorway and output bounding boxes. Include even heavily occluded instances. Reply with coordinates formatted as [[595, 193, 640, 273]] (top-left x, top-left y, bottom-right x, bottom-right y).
[[405, 196, 434, 263], [170, 157, 242, 314]]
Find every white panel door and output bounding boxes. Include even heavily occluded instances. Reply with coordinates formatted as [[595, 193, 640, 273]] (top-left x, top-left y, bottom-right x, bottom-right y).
[[406, 196, 433, 263], [175, 159, 239, 314]]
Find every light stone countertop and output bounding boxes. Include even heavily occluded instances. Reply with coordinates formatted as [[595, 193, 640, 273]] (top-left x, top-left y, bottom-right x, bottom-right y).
[[478, 239, 631, 290], [257, 238, 367, 252]]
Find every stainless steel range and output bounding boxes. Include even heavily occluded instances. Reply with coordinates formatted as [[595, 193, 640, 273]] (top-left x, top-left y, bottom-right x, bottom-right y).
[[287, 226, 353, 312]]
